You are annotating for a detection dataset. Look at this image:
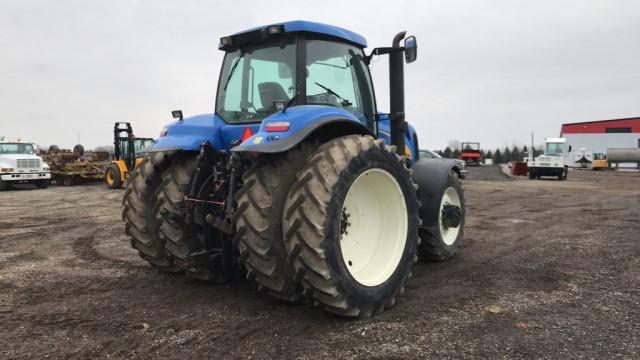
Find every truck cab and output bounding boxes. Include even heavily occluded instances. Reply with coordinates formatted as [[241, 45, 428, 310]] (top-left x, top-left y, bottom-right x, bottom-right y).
[[527, 137, 570, 180], [0, 142, 51, 190]]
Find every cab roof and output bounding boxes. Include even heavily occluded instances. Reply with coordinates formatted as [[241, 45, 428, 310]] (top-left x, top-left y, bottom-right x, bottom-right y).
[[546, 138, 566, 143], [226, 20, 367, 48]]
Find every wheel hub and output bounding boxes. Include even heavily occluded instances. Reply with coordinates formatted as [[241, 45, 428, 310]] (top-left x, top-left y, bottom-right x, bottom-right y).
[[441, 204, 462, 229], [338, 168, 408, 287], [340, 208, 351, 237]]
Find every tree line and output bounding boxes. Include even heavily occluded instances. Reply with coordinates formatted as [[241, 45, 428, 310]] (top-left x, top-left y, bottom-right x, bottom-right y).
[[436, 145, 544, 164]]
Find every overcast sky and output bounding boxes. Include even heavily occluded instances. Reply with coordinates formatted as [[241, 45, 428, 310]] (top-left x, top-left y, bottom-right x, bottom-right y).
[[1, 0, 639, 151]]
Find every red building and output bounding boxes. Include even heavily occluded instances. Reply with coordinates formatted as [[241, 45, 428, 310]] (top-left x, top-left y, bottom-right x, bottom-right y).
[[560, 117, 640, 159]]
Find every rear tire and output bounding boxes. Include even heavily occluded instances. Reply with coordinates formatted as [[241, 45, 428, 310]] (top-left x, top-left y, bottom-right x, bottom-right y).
[[122, 152, 180, 272], [283, 135, 419, 317], [36, 179, 50, 189], [73, 144, 85, 157], [62, 176, 73, 186], [155, 153, 230, 282], [105, 164, 122, 189], [234, 143, 314, 302], [417, 172, 465, 262]]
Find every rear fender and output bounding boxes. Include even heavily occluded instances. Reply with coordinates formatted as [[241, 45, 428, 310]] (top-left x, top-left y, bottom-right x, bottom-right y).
[[233, 105, 372, 153], [412, 159, 460, 228]]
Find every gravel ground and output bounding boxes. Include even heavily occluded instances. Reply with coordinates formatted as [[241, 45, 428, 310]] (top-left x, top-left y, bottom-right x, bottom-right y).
[[0, 166, 639, 359]]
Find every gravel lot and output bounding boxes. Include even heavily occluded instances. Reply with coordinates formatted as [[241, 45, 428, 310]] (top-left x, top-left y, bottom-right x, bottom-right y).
[[1, 166, 639, 359]]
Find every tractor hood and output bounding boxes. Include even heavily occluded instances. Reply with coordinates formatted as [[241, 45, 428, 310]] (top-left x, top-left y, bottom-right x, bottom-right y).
[[153, 114, 261, 153], [154, 114, 225, 151]]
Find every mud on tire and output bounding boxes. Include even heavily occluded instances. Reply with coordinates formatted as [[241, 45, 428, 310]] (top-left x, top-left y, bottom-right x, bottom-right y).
[[122, 151, 179, 272], [233, 143, 314, 302], [282, 135, 420, 317]]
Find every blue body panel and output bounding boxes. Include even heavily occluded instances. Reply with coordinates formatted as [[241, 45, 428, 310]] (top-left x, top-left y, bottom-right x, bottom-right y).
[[152, 114, 260, 152], [376, 113, 419, 163], [230, 20, 367, 48], [153, 109, 419, 164]]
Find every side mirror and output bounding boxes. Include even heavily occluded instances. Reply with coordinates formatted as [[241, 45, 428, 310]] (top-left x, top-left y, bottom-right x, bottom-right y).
[[523, 146, 529, 153], [568, 145, 572, 152], [404, 36, 417, 63]]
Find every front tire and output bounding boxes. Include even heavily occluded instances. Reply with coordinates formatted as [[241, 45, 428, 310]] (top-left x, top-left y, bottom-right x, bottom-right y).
[[36, 179, 50, 189], [105, 164, 122, 189], [417, 172, 465, 262], [283, 135, 419, 317]]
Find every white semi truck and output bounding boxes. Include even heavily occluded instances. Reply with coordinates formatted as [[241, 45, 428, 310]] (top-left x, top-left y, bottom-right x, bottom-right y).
[[527, 137, 571, 180], [0, 142, 51, 190]]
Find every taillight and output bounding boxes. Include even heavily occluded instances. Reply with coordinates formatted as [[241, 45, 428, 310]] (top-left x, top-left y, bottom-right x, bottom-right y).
[[241, 127, 253, 141], [265, 122, 290, 132]]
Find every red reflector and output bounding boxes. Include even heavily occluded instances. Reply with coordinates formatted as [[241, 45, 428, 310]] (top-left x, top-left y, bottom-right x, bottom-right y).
[[241, 127, 253, 141], [265, 122, 290, 132]]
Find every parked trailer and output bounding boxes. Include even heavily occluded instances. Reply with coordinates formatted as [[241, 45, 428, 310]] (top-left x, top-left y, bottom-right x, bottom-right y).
[[607, 148, 640, 169], [51, 160, 109, 186], [43, 147, 110, 185]]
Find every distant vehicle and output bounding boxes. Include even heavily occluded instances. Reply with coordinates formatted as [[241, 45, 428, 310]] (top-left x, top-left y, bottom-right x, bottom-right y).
[[527, 138, 571, 180], [419, 149, 468, 179], [0, 142, 51, 190], [592, 153, 608, 170], [104, 122, 155, 189], [573, 148, 594, 169], [461, 142, 481, 166]]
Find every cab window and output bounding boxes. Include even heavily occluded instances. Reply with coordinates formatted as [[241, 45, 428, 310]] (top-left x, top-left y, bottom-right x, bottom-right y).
[[306, 40, 375, 127]]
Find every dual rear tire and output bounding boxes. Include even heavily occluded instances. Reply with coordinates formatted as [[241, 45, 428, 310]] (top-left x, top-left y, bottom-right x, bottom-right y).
[[124, 135, 464, 318], [234, 136, 420, 316]]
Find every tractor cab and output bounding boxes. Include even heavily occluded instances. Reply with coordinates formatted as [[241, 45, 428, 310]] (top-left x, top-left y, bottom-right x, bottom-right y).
[[213, 22, 418, 159], [216, 25, 376, 129]]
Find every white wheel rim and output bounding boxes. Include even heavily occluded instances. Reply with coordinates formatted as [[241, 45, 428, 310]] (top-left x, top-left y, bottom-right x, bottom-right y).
[[339, 168, 408, 287], [439, 187, 462, 246]]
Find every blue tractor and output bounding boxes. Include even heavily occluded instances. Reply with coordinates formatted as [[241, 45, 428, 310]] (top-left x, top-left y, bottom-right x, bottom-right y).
[[122, 21, 465, 317]]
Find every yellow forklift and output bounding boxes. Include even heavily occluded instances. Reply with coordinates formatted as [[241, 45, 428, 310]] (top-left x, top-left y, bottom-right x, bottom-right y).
[[592, 153, 609, 171], [104, 122, 155, 189]]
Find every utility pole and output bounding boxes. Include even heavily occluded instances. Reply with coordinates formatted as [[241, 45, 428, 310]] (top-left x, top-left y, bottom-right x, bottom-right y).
[[530, 132, 535, 160]]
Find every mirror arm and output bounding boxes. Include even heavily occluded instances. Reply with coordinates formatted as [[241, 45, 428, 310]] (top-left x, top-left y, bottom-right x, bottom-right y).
[[365, 47, 405, 65]]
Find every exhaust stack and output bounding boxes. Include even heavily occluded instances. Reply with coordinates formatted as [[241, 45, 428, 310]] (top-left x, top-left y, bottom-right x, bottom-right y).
[[389, 31, 407, 156]]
